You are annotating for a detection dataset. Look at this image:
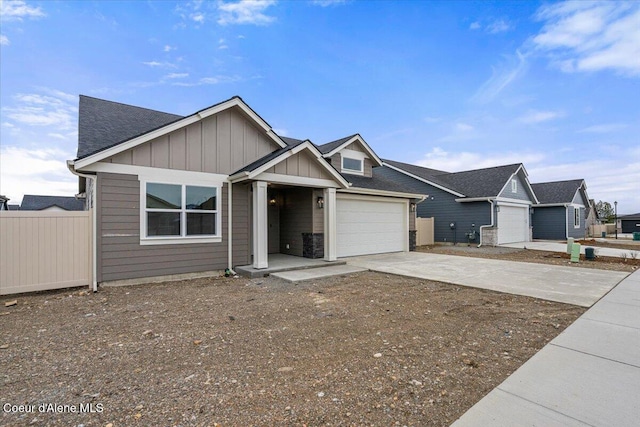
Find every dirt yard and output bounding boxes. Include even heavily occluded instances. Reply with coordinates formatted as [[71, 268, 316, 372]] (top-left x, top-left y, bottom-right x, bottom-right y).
[[417, 245, 639, 272], [1, 272, 584, 427]]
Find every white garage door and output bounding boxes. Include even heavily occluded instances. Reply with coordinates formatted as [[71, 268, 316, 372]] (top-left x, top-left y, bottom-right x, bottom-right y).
[[336, 196, 407, 257], [497, 204, 529, 244]]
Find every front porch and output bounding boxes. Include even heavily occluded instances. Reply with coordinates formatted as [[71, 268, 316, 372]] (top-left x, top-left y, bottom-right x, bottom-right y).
[[235, 254, 346, 278]]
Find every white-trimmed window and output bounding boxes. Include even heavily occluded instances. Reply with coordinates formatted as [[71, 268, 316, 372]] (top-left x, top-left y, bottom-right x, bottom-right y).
[[340, 148, 366, 175], [574, 207, 580, 228], [511, 179, 518, 193], [142, 181, 221, 244]]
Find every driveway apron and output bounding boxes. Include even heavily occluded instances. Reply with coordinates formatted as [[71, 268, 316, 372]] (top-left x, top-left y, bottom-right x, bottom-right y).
[[346, 252, 628, 307]]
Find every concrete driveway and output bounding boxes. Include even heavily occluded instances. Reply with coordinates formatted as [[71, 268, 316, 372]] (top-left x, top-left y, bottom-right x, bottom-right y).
[[346, 252, 629, 307]]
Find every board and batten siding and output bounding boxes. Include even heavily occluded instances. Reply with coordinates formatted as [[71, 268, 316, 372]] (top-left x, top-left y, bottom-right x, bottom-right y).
[[104, 108, 279, 175], [96, 172, 250, 283], [375, 166, 491, 243], [532, 206, 567, 240], [265, 150, 335, 180], [498, 174, 533, 202], [567, 205, 586, 239]]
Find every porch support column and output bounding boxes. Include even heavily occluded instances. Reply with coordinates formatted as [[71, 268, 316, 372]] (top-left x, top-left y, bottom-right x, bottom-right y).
[[324, 187, 337, 261], [252, 181, 268, 269]]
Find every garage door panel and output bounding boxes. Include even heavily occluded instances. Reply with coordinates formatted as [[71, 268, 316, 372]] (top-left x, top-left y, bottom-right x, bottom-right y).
[[337, 197, 406, 257], [497, 205, 529, 244]]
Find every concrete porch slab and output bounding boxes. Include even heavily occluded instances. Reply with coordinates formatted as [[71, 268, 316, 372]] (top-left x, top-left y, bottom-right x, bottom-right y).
[[235, 254, 346, 278], [271, 265, 367, 282]]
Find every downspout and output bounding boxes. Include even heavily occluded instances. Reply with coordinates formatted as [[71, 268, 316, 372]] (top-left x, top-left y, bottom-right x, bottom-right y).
[[67, 161, 98, 292], [478, 199, 495, 247], [227, 180, 233, 271]]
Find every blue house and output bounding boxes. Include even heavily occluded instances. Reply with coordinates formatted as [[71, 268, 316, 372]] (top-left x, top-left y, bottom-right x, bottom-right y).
[[378, 160, 538, 246], [530, 179, 589, 240]]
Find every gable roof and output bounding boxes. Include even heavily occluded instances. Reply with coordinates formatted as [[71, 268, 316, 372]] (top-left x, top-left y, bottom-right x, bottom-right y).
[[78, 95, 184, 158], [317, 134, 383, 167], [618, 212, 640, 220], [383, 160, 529, 199], [74, 96, 288, 168], [20, 195, 84, 211], [531, 179, 585, 204]]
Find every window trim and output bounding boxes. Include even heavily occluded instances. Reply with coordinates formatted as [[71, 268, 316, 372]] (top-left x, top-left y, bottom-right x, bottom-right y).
[[511, 179, 517, 193], [340, 148, 367, 176], [140, 179, 223, 245]]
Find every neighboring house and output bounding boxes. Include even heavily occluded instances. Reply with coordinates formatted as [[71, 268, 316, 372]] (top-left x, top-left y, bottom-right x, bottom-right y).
[[618, 213, 640, 233], [7, 205, 20, 211], [20, 195, 85, 211], [377, 160, 538, 246], [68, 95, 423, 285], [584, 198, 601, 236], [530, 179, 589, 240]]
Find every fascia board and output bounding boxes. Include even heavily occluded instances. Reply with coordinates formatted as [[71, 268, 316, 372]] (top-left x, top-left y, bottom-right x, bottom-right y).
[[383, 162, 465, 197]]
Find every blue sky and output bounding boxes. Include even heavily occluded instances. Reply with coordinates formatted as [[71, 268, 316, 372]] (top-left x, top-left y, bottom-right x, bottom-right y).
[[1, 0, 639, 213]]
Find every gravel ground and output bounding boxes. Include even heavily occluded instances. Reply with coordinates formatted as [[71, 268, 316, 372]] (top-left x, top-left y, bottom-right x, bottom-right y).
[[1, 271, 585, 427], [417, 245, 639, 272]]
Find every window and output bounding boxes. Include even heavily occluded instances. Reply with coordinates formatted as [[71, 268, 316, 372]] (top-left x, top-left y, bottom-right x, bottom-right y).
[[143, 182, 220, 243], [511, 179, 518, 193], [342, 157, 363, 173], [574, 207, 580, 228]]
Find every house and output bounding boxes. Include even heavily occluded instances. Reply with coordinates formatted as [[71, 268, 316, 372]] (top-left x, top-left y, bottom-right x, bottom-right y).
[[68, 95, 424, 285], [618, 213, 640, 234], [585, 198, 601, 228], [530, 179, 589, 240], [377, 160, 538, 246], [20, 195, 85, 211]]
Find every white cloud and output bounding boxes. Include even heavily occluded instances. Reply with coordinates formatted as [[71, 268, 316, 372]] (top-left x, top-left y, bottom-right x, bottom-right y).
[[455, 122, 474, 132], [0, 34, 9, 45], [192, 12, 205, 23], [172, 75, 242, 86], [469, 21, 481, 30], [0, 146, 77, 202], [0, 0, 45, 21], [533, 1, 640, 76], [3, 92, 77, 130], [165, 72, 189, 79], [486, 19, 513, 34], [416, 147, 545, 172], [142, 61, 177, 68], [579, 123, 627, 133], [217, 0, 276, 26], [517, 110, 565, 124], [471, 50, 527, 103], [311, 0, 347, 6], [163, 45, 175, 52]]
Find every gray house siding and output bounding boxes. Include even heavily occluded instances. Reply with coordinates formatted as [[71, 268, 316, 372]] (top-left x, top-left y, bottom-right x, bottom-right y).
[[96, 172, 250, 283], [376, 167, 490, 243], [498, 174, 531, 201], [532, 206, 566, 240], [567, 205, 586, 239]]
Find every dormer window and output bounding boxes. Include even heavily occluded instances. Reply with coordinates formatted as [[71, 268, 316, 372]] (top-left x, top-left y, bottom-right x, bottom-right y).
[[342, 157, 363, 173], [339, 148, 366, 175]]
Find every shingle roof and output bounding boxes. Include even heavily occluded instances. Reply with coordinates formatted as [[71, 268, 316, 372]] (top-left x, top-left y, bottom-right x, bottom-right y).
[[437, 164, 522, 198], [348, 167, 420, 194], [77, 95, 184, 159], [384, 160, 523, 198], [20, 195, 85, 211], [531, 179, 584, 204], [618, 212, 640, 220], [317, 134, 359, 154], [281, 136, 305, 146]]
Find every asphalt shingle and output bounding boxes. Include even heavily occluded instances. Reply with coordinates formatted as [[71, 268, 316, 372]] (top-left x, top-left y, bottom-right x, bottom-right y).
[[20, 195, 85, 211], [531, 179, 584, 204]]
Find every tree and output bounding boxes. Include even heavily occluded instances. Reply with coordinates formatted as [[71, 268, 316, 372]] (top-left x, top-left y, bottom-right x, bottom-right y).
[[595, 200, 615, 223]]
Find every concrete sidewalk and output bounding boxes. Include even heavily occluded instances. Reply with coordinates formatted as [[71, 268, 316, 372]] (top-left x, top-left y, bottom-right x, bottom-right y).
[[347, 252, 628, 307], [501, 240, 638, 258], [451, 269, 640, 427]]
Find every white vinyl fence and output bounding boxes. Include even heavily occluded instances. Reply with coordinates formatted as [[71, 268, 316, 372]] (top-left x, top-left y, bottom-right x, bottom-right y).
[[0, 211, 92, 295], [416, 217, 435, 246]]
